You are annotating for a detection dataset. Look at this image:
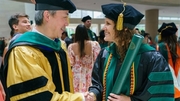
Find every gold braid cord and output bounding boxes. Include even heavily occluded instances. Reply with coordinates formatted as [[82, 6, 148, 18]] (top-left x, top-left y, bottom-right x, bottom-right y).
[[130, 63, 135, 95], [102, 54, 112, 101], [158, 25, 173, 41]]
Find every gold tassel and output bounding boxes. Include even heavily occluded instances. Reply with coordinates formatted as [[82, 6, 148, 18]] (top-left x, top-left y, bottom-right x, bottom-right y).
[[116, 3, 126, 30], [116, 13, 123, 30], [158, 26, 172, 41], [158, 34, 161, 41]]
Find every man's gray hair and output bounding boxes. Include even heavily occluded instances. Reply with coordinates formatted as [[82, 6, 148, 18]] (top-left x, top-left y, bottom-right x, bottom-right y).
[[34, 10, 57, 26]]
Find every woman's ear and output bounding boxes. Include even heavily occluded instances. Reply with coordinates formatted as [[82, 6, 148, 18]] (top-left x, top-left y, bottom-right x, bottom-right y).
[[30, 0, 36, 4]]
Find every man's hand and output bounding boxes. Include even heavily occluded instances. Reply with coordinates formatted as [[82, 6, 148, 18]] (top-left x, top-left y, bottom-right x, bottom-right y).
[[84, 92, 96, 101]]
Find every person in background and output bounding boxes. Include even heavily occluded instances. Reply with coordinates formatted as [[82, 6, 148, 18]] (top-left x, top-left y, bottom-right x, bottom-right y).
[[0, 13, 31, 101], [178, 37, 180, 43], [61, 31, 73, 48], [148, 36, 154, 45], [0, 37, 5, 66], [141, 29, 145, 35], [2, 13, 31, 65], [7, 13, 31, 44], [178, 37, 180, 46], [98, 30, 109, 48], [141, 32, 154, 47], [68, 24, 100, 93], [0, 38, 5, 101], [81, 15, 98, 41], [141, 32, 150, 44], [0, 81, 5, 101], [1, 0, 89, 100], [157, 22, 180, 101], [70, 33, 75, 43], [135, 28, 141, 34], [86, 3, 174, 101]]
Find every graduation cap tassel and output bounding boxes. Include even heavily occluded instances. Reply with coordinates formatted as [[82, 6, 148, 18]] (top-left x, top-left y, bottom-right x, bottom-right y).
[[116, 13, 123, 30], [116, 3, 126, 31], [158, 34, 161, 41]]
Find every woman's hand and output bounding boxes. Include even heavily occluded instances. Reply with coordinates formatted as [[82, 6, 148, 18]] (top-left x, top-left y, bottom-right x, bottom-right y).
[[84, 92, 96, 101], [107, 93, 130, 101]]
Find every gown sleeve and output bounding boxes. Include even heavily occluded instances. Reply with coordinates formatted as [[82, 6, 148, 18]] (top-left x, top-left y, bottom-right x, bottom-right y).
[[89, 49, 107, 101], [130, 51, 174, 101], [6, 46, 83, 101]]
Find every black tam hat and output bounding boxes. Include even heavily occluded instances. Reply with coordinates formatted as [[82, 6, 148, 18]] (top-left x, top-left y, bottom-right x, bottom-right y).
[[35, 0, 76, 13], [101, 3, 144, 30], [81, 15, 92, 22], [158, 22, 178, 37]]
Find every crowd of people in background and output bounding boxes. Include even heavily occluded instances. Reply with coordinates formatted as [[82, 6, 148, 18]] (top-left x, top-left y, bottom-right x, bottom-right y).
[[0, 37, 5, 66], [0, 0, 179, 101]]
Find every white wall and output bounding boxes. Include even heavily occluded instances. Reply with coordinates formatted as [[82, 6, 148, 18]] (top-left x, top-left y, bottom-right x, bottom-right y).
[[0, 0, 180, 39], [0, 0, 25, 38]]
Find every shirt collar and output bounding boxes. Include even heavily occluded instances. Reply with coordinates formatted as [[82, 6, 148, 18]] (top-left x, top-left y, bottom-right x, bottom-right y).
[[32, 27, 54, 41]]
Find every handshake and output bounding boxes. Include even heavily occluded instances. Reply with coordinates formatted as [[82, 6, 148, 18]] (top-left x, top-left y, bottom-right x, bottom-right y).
[[84, 93, 131, 101], [83, 92, 96, 101]]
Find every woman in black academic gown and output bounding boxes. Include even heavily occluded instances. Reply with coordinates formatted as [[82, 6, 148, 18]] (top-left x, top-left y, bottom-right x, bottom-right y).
[[87, 3, 174, 101]]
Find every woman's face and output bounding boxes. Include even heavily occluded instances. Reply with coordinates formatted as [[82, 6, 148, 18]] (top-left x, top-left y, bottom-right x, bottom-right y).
[[102, 18, 116, 42]]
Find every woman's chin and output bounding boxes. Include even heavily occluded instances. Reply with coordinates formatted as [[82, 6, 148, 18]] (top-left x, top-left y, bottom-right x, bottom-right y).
[[104, 37, 112, 42]]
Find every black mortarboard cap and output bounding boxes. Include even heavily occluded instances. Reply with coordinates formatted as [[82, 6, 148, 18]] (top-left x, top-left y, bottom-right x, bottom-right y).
[[101, 3, 144, 30], [35, 0, 76, 13], [81, 15, 92, 22], [158, 22, 178, 37]]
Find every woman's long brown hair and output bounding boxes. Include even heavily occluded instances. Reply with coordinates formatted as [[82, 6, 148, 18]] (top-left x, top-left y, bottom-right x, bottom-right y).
[[74, 24, 89, 58], [114, 25, 135, 62], [161, 34, 179, 65]]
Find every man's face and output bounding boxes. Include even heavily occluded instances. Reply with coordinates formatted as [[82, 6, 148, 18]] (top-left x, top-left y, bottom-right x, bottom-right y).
[[48, 10, 69, 39], [84, 19, 91, 28], [13, 17, 31, 33]]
